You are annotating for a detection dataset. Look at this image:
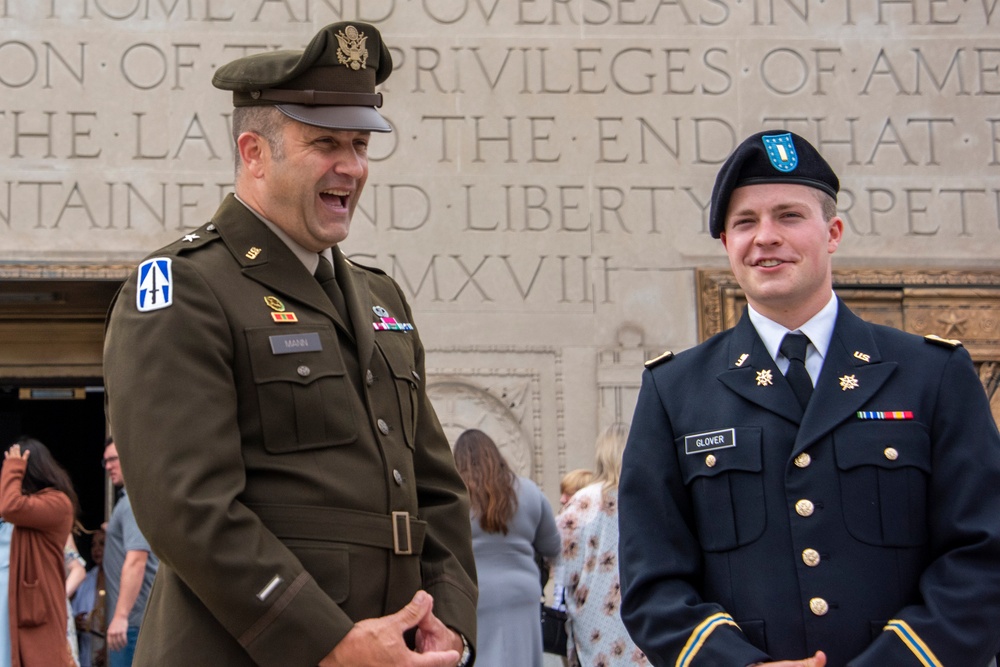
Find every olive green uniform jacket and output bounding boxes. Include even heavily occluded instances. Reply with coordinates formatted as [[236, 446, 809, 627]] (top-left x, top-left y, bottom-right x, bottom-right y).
[[103, 195, 478, 666]]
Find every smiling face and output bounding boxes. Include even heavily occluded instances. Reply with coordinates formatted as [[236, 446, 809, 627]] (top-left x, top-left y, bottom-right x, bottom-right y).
[[239, 118, 370, 252], [720, 183, 843, 330]]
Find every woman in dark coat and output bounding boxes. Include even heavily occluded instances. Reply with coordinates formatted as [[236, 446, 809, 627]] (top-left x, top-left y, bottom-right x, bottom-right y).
[[0, 437, 78, 667]]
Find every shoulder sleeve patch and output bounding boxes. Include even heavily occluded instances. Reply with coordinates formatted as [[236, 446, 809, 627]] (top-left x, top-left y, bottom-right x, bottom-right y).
[[924, 334, 962, 349], [645, 350, 674, 369], [136, 258, 173, 312]]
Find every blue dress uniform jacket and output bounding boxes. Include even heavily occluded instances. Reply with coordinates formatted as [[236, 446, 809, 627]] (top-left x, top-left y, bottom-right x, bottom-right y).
[[619, 299, 1000, 667], [103, 195, 477, 666]]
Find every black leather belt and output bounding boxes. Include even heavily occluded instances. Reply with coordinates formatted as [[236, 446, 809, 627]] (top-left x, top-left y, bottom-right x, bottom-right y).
[[247, 503, 426, 556]]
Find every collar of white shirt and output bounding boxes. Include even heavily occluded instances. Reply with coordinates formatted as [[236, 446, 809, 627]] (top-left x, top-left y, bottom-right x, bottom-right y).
[[747, 293, 838, 385]]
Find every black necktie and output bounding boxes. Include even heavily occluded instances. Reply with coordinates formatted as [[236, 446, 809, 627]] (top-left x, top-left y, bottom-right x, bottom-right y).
[[780, 332, 813, 410], [314, 255, 351, 326]]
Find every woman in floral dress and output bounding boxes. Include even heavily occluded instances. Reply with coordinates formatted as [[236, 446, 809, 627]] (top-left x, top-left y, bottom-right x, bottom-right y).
[[557, 424, 649, 667]]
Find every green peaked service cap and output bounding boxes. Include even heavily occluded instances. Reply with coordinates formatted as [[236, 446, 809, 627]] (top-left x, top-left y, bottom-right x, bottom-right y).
[[212, 21, 393, 133]]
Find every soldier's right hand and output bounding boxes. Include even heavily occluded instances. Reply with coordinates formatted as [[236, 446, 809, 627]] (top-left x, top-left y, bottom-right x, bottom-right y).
[[319, 591, 462, 667], [754, 650, 827, 667]]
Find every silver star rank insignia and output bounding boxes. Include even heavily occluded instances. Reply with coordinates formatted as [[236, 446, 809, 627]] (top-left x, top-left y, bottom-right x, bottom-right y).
[[756, 369, 774, 387], [839, 374, 860, 391], [182, 234, 200, 242]]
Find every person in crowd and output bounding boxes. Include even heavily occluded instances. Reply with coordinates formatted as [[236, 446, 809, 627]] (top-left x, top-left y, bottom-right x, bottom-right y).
[[0, 437, 78, 666], [101, 440, 157, 667], [453, 429, 560, 667], [619, 130, 1000, 667], [558, 469, 594, 509], [65, 532, 88, 666], [102, 20, 477, 667], [557, 424, 647, 667], [72, 529, 106, 667]]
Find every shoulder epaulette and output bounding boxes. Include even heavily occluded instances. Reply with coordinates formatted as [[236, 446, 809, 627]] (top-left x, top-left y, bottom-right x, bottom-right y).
[[645, 350, 674, 369], [924, 334, 962, 348], [344, 256, 387, 276], [170, 223, 221, 253]]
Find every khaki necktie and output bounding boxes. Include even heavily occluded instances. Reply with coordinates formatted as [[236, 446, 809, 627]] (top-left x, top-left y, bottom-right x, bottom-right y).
[[780, 332, 813, 410], [314, 255, 351, 327]]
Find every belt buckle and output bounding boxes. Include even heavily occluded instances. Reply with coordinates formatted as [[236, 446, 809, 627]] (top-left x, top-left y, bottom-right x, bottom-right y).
[[392, 511, 412, 555]]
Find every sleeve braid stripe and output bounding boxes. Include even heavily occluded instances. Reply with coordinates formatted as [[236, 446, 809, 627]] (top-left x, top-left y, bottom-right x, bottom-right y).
[[675, 612, 738, 667], [884, 619, 942, 667]]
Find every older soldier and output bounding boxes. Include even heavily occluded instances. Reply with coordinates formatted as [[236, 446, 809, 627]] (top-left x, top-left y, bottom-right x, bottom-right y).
[[104, 22, 477, 667], [619, 131, 1000, 667]]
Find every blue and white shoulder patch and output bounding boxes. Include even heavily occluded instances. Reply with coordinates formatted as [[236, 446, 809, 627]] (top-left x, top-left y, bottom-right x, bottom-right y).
[[137, 257, 174, 312]]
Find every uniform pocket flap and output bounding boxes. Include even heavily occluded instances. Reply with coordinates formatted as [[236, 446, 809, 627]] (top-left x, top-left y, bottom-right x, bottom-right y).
[[834, 421, 931, 473], [246, 326, 346, 385], [678, 427, 763, 485]]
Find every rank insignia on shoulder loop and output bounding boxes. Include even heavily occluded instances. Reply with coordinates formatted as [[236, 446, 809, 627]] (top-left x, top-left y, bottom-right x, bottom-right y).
[[264, 296, 285, 312], [762, 133, 798, 172], [137, 258, 173, 312], [644, 350, 674, 369], [756, 369, 773, 387], [182, 234, 200, 243], [924, 334, 962, 348]]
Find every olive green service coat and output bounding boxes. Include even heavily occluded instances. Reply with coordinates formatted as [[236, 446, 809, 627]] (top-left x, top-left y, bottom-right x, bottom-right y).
[[103, 195, 477, 666]]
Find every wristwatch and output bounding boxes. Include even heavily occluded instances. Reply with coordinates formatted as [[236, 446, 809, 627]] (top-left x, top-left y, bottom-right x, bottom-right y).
[[457, 632, 472, 667]]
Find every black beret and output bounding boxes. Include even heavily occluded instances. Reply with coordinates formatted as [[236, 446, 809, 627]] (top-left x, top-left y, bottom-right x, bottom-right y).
[[709, 131, 839, 238], [212, 22, 393, 133]]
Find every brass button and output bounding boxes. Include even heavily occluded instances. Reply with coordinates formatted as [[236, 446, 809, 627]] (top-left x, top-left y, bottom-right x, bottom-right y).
[[884, 447, 899, 461], [377, 419, 390, 435], [802, 548, 821, 567], [794, 453, 812, 468], [366, 370, 375, 386], [705, 454, 717, 468], [795, 499, 815, 517], [393, 469, 404, 486], [296, 365, 310, 377], [809, 597, 829, 616]]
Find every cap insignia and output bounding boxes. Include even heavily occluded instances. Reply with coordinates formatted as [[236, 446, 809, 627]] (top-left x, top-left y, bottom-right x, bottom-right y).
[[337, 25, 369, 71], [762, 133, 798, 172]]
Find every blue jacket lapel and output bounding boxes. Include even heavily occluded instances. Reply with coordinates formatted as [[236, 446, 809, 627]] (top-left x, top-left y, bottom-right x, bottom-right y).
[[794, 301, 897, 453], [717, 313, 803, 425]]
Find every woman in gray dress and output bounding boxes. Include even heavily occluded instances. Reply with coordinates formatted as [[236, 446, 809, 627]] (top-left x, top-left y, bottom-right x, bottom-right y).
[[454, 429, 561, 667]]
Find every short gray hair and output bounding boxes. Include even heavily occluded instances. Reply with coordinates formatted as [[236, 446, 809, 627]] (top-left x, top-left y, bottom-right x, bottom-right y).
[[231, 106, 289, 174]]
